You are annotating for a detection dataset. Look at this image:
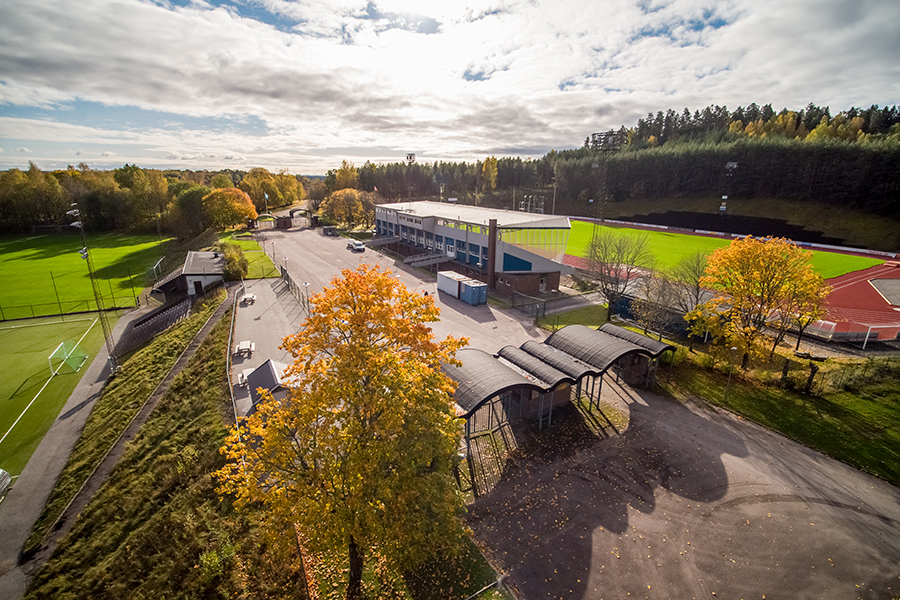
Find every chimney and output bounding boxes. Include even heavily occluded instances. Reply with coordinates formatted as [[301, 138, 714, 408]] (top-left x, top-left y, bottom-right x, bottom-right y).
[[487, 219, 497, 290]]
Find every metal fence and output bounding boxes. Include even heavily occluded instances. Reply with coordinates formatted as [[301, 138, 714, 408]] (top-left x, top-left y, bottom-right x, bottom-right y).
[[511, 291, 546, 318], [279, 266, 311, 314], [0, 296, 138, 322], [773, 356, 900, 396]]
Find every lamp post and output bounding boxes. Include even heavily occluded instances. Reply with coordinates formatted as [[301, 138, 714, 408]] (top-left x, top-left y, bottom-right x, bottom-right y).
[[724, 346, 738, 403], [304, 282, 310, 314], [68, 205, 118, 373]]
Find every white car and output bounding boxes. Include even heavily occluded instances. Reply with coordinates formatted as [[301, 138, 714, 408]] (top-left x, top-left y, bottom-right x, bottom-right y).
[[347, 240, 366, 252]]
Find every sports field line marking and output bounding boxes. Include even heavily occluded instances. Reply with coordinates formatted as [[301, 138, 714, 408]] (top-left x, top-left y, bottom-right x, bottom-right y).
[[0, 318, 98, 449], [0, 317, 95, 331], [0, 375, 55, 448]]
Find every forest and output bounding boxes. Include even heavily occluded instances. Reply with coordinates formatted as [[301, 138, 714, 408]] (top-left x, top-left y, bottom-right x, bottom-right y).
[[1, 102, 898, 235], [0, 164, 313, 236]]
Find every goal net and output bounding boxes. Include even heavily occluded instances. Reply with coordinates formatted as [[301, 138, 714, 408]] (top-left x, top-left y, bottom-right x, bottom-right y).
[[48, 341, 89, 375]]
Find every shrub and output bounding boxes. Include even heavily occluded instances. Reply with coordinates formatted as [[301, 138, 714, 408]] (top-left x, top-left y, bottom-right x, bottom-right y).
[[216, 242, 248, 280]]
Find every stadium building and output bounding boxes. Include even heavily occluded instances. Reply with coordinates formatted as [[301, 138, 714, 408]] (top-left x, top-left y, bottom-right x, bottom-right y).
[[372, 201, 573, 295]]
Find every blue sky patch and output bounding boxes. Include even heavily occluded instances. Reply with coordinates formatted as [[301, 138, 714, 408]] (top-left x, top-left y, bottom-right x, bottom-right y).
[[2, 101, 268, 136]]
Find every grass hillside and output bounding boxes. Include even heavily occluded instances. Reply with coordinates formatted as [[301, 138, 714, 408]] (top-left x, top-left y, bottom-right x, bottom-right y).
[[26, 313, 307, 599]]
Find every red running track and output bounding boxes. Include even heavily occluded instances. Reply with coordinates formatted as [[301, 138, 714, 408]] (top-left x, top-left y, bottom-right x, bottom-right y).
[[823, 263, 900, 338]]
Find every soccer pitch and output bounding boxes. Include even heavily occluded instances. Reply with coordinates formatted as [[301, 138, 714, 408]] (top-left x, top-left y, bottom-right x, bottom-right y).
[[567, 220, 884, 279], [0, 316, 108, 477], [0, 231, 171, 320]]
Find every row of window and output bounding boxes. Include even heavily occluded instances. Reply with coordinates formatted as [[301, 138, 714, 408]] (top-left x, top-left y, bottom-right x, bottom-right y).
[[376, 218, 489, 265]]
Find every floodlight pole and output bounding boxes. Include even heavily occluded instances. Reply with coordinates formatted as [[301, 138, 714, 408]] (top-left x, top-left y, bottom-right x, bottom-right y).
[[69, 206, 118, 373]]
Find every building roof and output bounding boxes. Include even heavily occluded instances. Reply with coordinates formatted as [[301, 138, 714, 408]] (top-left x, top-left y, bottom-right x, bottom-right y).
[[378, 201, 570, 230], [183, 251, 225, 275], [247, 359, 289, 405], [444, 325, 675, 418]]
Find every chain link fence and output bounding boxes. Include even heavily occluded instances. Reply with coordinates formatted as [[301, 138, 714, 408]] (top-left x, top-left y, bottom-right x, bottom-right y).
[[776, 356, 900, 396]]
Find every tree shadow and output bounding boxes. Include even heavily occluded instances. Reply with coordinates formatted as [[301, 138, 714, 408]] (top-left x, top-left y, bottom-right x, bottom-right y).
[[465, 386, 749, 598]]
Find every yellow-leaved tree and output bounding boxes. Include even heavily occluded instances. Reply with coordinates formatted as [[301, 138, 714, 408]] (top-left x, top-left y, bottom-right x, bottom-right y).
[[686, 236, 830, 368], [482, 156, 498, 191], [216, 264, 468, 600], [238, 167, 281, 211], [202, 187, 257, 230]]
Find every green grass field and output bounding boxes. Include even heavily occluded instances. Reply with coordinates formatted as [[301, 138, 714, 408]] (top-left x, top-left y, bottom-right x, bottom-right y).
[[0, 232, 172, 320], [567, 220, 884, 279], [217, 231, 278, 279], [0, 316, 109, 476]]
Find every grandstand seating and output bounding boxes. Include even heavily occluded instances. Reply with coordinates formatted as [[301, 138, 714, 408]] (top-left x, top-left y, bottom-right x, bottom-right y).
[[116, 296, 192, 355]]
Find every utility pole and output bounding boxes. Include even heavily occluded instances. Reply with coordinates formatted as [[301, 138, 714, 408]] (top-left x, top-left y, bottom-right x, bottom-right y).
[[68, 205, 118, 373]]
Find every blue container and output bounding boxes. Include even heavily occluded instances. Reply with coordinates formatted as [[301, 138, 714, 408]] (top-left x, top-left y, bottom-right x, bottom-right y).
[[460, 279, 488, 306]]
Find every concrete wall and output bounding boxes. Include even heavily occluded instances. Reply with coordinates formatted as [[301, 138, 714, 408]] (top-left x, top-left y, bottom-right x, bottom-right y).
[[185, 274, 224, 295]]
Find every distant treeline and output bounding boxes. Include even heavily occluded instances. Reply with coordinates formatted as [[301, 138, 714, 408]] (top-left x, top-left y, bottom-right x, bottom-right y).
[[345, 103, 900, 216], [2, 102, 899, 234], [0, 164, 321, 236]]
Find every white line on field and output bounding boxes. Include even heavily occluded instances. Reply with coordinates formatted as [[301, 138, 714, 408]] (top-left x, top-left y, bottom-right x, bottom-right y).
[[0, 318, 99, 448], [0, 376, 55, 448]]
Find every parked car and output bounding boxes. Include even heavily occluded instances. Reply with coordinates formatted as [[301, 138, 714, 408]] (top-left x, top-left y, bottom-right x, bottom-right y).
[[347, 240, 366, 252]]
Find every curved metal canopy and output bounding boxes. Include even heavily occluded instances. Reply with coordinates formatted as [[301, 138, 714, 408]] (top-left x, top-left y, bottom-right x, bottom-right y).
[[442, 348, 543, 416], [444, 324, 674, 419]]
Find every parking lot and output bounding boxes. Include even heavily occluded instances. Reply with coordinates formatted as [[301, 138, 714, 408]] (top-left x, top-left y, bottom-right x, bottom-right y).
[[231, 227, 548, 413]]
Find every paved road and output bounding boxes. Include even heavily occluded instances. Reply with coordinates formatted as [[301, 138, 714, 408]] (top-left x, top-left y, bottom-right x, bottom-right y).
[[256, 227, 547, 351], [231, 226, 549, 415], [467, 379, 900, 600]]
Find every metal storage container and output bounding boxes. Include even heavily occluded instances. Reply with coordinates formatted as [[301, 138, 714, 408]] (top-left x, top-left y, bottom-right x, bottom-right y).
[[460, 279, 488, 305], [437, 271, 466, 298]]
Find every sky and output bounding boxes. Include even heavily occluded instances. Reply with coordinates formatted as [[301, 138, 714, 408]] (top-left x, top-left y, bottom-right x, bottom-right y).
[[1, 0, 898, 175]]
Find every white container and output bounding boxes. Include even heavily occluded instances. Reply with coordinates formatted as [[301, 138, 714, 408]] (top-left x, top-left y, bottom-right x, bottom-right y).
[[437, 271, 467, 298]]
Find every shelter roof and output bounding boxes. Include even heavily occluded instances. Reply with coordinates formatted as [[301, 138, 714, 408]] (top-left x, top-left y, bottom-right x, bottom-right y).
[[545, 324, 649, 371], [498, 345, 574, 389], [518, 340, 598, 380], [442, 348, 542, 416], [378, 201, 570, 230], [444, 325, 674, 419], [183, 251, 225, 275], [599, 323, 676, 357]]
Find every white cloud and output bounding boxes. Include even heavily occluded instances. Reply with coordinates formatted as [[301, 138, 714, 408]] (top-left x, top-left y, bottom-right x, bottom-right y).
[[15, 147, 32, 153], [100, 151, 117, 157], [0, 0, 898, 173]]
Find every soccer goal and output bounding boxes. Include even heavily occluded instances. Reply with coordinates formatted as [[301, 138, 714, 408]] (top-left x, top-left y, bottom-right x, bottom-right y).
[[48, 341, 89, 375]]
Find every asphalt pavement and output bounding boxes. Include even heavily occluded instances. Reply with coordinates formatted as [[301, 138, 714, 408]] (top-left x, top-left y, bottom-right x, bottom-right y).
[[466, 379, 900, 600]]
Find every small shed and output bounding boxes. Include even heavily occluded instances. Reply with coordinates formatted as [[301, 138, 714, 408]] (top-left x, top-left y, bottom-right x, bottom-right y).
[[246, 359, 290, 410], [154, 251, 225, 303]]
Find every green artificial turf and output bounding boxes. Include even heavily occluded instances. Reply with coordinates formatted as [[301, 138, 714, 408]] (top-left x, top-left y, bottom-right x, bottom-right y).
[[0, 232, 170, 320], [0, 316, 110, 476], [566, 220, 883, 278]]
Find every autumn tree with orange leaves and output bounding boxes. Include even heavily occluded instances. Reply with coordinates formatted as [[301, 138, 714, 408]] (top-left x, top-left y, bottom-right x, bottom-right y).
[[202, 187, 257, 229], [216, 264, 467, 600], [686, 236, 829, 368]]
